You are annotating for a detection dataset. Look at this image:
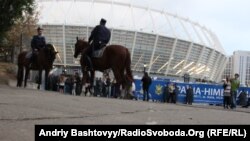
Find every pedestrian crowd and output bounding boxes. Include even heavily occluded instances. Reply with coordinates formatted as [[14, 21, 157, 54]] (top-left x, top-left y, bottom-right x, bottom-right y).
[[44, 71, 249, 108], [46, 71, 123, 98]]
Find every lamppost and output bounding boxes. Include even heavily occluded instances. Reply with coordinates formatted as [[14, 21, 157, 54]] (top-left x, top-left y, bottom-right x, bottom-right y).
[[143, 64, 147, 73], [20, 32, 22, 53]]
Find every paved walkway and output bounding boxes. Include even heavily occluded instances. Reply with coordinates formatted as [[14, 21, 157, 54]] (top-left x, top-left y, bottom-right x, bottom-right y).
[[0, 81, 250, 140], [8, 79, 250, 113]]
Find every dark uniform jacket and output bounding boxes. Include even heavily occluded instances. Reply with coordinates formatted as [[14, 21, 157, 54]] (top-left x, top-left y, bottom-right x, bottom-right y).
[[31, 35, 46, 51], [89, 25, 111, 49], [141, 76, 152, 90]]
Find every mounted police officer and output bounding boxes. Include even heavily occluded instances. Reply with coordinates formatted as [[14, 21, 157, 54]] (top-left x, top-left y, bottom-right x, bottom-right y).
[[30, 27, 46, 66], [85, 18, 111, 70]]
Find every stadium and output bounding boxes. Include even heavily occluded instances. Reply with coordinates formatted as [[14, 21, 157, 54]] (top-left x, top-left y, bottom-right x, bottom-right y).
[[37, 0, 227, 82]]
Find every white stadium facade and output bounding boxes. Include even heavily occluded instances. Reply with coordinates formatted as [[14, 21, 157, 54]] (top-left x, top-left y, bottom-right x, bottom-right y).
[[37, 0, 227, 82]]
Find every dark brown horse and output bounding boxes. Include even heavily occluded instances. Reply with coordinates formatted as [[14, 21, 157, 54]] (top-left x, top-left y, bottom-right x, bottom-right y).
[[16, 44, 58, 90], [74, 38, 134, 98]]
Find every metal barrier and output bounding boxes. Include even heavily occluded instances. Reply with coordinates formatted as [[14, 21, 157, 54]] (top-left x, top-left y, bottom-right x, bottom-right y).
[[134, 79, 250, 105]]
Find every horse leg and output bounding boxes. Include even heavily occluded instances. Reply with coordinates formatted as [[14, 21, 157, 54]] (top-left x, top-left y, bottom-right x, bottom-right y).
[[89, 70, 95, 95], [112, 69, 124, 98], [19, 68, 24, 87], [24, 68, 30, 88], [44, 70, 49, 90], [81, 79, 86, 96], [123, 75, 133, 99], [118, 67, 131, 99], [17, 66, 24, 87], [121, 74, 129, 99], [119, 69, 133, 99], [80, 69, 88, 96], [37, 70, 42, 90], [16, 67, 20, 87]]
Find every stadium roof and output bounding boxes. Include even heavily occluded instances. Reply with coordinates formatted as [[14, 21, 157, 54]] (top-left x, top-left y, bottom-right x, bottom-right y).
[[37, 0, 226, 54]]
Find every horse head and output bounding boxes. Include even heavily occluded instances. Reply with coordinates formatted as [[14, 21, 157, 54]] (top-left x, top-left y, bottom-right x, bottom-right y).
[[74, 37, 89, 58], [45, 44, 58, 67]]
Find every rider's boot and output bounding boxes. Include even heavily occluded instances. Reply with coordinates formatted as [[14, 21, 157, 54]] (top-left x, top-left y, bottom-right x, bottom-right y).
[[85, 55, 93, 71], [30, 53, 37, 68], [29, 54, 34, 68]]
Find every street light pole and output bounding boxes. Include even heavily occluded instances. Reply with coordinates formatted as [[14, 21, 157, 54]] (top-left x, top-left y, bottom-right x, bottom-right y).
[[20, 32, 22, 53], [143, 64, 146, 73]]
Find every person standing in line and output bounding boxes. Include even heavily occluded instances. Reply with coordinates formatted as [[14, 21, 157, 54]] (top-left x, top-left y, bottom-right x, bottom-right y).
[[141, 72, 152, 101], [173, 83, 179, 103], [186, 85, 193, 105], [163, 83, 169, 103], [74, 72, 82, 96], [72, 75, 76, 96], [167, 83, 175, 103], [238, 89, 247, 106], [223, 77, 231, 109], [105, 76, 111, 98], [58, 74, 65, 93], [230, 73, 240, 109], [84, 83, 92, 96]]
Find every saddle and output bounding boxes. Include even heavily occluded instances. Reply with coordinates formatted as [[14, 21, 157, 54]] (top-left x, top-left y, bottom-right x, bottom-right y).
[[26, 50, 39, 68], [25, 50, 39, 59], [25, 51, 33, 59], [92, 46, 107, 58]]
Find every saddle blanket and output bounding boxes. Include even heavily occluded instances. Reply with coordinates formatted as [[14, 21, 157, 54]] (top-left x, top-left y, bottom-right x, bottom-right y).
[[25, 51, 32, 59], [92, 47, 107, 58]]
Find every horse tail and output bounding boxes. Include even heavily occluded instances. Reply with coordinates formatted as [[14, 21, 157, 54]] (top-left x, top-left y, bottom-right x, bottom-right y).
[[125, 48, 133, 82]]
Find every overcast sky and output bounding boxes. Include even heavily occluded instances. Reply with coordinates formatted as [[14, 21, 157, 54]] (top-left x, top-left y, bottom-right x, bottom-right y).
[[37, 0, 249, 55], [120, 0, 250, 55]]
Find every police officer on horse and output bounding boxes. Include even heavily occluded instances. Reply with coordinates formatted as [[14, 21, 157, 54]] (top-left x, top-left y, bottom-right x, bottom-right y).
[[30, 26, 46, 66], [85, 18, 111, 70]]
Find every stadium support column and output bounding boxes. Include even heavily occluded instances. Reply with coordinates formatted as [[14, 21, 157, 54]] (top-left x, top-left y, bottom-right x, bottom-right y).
[[63, 23, 66, 67], [148, 35, 158, 74], [163, 11, 177, 76], [131, 32, 137, 61], [130, 4, 136, 61], [165, 38, 177, 75], [210, 53, 222, 81], [178, 19, 194, 77]]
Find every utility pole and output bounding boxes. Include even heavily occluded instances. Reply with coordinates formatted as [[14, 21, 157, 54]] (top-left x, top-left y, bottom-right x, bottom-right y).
[[20, 32, 22, 53]]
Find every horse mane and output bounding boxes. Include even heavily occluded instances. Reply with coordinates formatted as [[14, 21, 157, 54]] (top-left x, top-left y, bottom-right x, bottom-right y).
[[46, 44, 53, 50], [45, 44, 56, 52], [44, 44, 57, 58], [78, 39, 89, 47]]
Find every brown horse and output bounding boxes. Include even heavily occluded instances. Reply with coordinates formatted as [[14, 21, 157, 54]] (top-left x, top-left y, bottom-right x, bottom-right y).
[[16, 44, 58, 90], [74, 38, 134, 98]]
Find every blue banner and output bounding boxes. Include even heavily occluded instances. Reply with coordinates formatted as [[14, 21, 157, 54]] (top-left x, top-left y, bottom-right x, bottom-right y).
[[134, 79, 250, 105]]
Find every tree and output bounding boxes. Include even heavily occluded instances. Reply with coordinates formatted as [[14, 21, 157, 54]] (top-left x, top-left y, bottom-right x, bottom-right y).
[[6, 10, 39, 48], [0, 0, 35, 42], [4, 10, 39, 62], [0, 0, 38, 62]]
